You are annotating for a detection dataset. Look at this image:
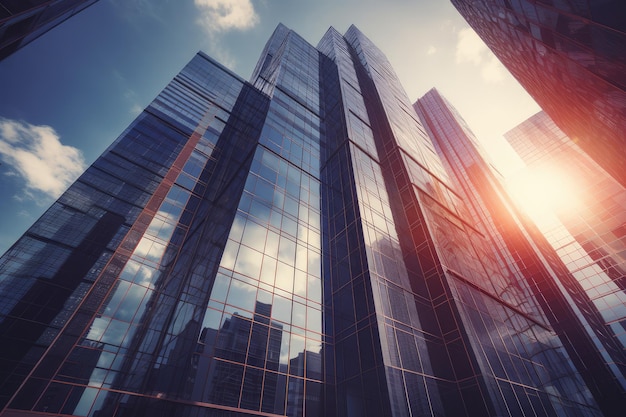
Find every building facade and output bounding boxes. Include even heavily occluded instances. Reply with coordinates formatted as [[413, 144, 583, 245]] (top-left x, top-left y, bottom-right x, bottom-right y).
[[450, 0, 626, 189], [0, 24, 610, 416], [504, 111, 626, 391], [0, 0, 99, 61], [416, 91, 626, 417]]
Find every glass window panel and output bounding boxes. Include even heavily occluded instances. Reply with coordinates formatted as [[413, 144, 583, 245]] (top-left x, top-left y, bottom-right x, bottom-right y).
[[86, 317, 110, 343], [241, 367, 263, 411], [289, 334, 306, 375], [273, 188, 285, 210], [235, 245, 263, 279], [220, 239, 239, 270], [201, 308, 223, 332], [133, 264, 157, 288], [226, 280, 257, 312], [261, 372, 287, 415], [293, 269, 307, 298], [278, 236, 296, 264], [257, 288, 273, 307], [70, 387, 99, 416], [255, 178, 275, 203], [286, 377, 304, 416], [241, 220, 267, 250], [175, 173, 197, 190], [229, 214, 246, 242], [210, 273, 230, 302], [103, 281, 131, 318], [292, 302, 306, 328], [119, 259, 141, 282], [281, 216, 298, 237], [275, 262, 294, 293], [265, 230, 280, 258], [250, 200, 271, 223], [113, 283, 148, 322], [260, 256, 277, 285], [297, 223, 308, 242], [206, 361, 243, 407], [284, 196, 299, 217], [307, 276, 322, 304], [273, 295, 292, 324], [100, 319, 131, 346], [295, 244, 308, 272], [306, 306, 322, 334], [145, 241, 166, 262], [305, 381, 322, 415], [307, 250, 321, 278], [270, 209, 283, 229]]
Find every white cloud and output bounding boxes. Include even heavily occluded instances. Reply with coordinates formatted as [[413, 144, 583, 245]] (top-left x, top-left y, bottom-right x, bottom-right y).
[[481, 56, 506, 83], [427, 45, 437, 55], [455, 27, 506, 83], [130, 104, 144, 115], [193, 0, 260, 70], [194, 0, 259, 34], [456, 28, 485, 65], [0, 119, 86, 199]]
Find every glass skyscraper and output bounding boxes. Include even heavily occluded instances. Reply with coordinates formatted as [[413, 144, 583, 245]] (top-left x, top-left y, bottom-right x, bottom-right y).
[[0, 23, 615, 416], [416, 91, 625, 417], [504, 111, 626, 395], [450, 0, 626, 189], [0, 0, 100, 61]]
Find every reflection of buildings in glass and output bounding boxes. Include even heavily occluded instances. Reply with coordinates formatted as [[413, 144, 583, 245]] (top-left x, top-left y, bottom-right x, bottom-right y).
[[0, 0, 100, 60], [0, 211, 124, 409], [39, 341, 104, 414], [196, 302, 286, 408], [451, 0, 626, 188], [0, 22, 616, 417]]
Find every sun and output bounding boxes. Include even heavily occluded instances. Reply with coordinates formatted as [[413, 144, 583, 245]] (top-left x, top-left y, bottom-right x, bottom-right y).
[[506, 163, 582, 228]]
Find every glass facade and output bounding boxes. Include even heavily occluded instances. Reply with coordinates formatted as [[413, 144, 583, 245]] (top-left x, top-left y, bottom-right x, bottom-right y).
[[416, 91, 625, 417], [451, 0, 626, 189], [0, 0, 100, 61], [504, 111, 626, 396], [0, 23, 613, 416]]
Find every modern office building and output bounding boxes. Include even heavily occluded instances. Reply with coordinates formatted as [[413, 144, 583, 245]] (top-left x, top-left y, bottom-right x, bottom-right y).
[[0, 0, 99, 61], [450, 0, 626, 189], [0, 23, 611, 417], [504, 111, 626, 385], [416, 91, 626, 417]]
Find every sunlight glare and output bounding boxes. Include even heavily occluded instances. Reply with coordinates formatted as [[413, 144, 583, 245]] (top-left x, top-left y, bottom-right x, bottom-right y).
[[506, 164, 581, 228]]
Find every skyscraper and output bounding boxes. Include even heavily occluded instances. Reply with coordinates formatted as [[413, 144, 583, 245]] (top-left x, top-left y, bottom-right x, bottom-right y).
[[0, 0, 100, 61], [416, 91, 626, 417], [504, 111, 626, 392], [0, 23, 610, 417], [450, 0, 626, 189]]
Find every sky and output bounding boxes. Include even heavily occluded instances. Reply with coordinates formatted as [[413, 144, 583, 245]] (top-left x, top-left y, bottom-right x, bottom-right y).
[[0, 0, 540, 255]]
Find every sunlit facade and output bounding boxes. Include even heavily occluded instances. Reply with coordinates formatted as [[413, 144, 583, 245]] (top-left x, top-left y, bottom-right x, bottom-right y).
[[451, 0, 626, 189], [505, 111, 626, 395], [0, 24, 611, 417], [417, 91, 626, 416], [0, 0, 100, 61]]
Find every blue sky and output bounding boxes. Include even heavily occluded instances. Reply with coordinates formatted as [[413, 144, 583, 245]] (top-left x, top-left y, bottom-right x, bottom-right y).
[[0, 0, 539, 254]]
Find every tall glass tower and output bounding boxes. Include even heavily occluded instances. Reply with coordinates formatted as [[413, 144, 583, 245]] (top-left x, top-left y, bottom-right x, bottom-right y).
[[417, 90, 625, 417], [504, 111, 626, 396], [0, 24, 609, 416]]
